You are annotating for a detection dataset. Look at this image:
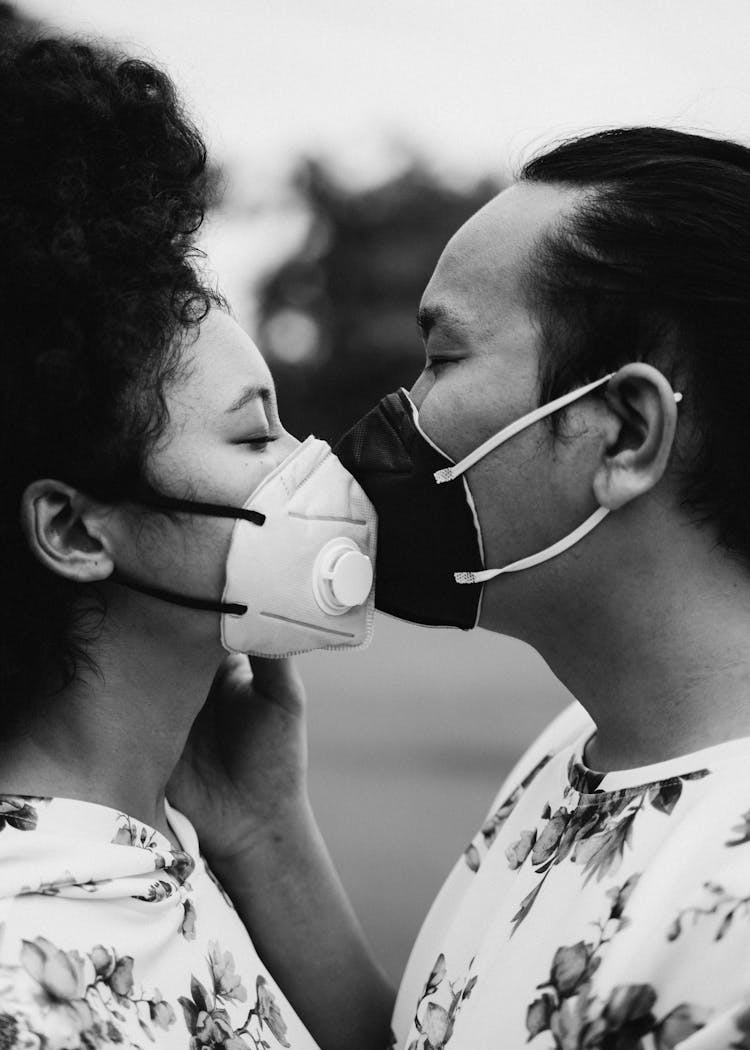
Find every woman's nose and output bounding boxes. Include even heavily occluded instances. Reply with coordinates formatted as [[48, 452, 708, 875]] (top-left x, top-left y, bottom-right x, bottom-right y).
[[277, 430, 301, 459]]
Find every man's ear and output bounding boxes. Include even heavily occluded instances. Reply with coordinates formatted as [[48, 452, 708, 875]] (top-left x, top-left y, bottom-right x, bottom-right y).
[[592, 363, 682, 511], [20, 480, 115, 583]]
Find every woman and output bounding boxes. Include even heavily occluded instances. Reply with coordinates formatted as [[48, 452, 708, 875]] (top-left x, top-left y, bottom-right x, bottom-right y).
[[0, 28, 392, 1050]]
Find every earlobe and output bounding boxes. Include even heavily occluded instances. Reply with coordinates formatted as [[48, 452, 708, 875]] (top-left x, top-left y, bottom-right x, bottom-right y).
[[20, 480, 115, 583], [592, 363, 681, 511]]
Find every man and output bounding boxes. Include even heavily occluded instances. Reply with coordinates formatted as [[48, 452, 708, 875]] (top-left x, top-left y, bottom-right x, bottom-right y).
[[172, 127, 750, 1050]]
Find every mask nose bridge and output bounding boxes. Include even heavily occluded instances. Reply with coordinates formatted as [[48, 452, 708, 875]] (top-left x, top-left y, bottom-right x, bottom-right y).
[[398, 387, 458, 463]]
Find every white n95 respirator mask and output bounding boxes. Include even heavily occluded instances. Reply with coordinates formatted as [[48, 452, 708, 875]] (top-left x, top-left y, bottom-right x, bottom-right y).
[[112, 436, 377, 658]]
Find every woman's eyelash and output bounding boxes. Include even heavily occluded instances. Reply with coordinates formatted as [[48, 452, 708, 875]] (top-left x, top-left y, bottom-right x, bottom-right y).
[[243, 436, 278, 447]]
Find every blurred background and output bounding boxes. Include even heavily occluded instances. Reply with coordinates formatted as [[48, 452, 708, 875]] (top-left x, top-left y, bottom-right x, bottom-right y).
[[6, 0, 750, 980]]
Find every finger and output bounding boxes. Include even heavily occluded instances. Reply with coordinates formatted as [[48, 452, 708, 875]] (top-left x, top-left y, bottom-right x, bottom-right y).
[[201, 654, 252, 715], [248, 656, 305, 710], [213, 652, 252, 687]]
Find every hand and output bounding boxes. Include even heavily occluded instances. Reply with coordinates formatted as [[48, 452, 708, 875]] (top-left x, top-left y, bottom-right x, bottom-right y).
[[169, 654, 396, 1050], [166, 653, 309, 866]]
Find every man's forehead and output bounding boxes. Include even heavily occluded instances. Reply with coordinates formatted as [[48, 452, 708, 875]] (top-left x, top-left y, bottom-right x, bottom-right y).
[[421, 182, 580, 330]]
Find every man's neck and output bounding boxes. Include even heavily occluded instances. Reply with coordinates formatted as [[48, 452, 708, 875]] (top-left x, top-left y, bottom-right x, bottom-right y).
[[496, 529, 750, 774]]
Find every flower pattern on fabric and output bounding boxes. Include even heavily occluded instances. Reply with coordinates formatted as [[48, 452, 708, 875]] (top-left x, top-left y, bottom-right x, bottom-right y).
[[463, 755, 552, 873], [405, 954, 477, 1050], [0, 932, 296, 1050], [179, 941, 291, 1049], [525, 877, 712, 1049], [0, 796, 315, 1049], [111, 812, 201, 939], [394, 714, 750, 1050], [507, 766, 710, 933], [0, 932, 177, 1048], [112, 813, 196, 885]]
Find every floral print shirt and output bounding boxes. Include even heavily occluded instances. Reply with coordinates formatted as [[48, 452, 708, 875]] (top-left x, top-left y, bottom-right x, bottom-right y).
[[0, 795, 318, 1050], [393, 702, 750, 1050]]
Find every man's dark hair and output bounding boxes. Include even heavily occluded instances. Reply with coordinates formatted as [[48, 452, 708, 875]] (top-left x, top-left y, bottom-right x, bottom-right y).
[[521, 127, 750, 560], [0, 32, 224, 704]]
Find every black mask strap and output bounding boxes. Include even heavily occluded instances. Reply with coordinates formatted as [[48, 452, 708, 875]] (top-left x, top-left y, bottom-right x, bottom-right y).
[[138, 493, 266, 527], [106, 491, 265, 615], [110, 571, 247, 616]]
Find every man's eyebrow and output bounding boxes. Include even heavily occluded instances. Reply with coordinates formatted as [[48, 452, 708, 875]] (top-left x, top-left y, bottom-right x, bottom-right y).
[[225, 384, 271, 414], [416, 303, 465, 338]]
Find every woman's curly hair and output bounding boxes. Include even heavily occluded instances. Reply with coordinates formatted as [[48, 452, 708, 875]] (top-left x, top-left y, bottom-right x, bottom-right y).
[[0, 32, 225, 704]]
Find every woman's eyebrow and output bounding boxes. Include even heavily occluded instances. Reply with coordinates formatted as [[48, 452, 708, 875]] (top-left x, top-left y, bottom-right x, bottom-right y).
[[225, 384, 272, 414]]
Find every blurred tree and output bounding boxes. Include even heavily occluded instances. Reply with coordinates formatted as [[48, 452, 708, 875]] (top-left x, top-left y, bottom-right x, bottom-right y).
[[256, 160, 505, 442]]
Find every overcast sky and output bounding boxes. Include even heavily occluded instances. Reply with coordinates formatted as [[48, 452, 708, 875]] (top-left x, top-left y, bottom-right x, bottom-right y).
[[18, 0, 750, 320]]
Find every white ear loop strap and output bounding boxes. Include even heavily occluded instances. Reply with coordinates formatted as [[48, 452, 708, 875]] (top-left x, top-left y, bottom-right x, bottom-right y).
[[445, 375, 683, 585], [456, 506, 611, 584], [434, 373, 614, 485]]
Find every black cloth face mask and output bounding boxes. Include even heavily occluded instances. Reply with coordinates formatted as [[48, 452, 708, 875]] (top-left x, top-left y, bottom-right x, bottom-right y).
[[335, 375, 681, 630], [336, 388, 486, 628]]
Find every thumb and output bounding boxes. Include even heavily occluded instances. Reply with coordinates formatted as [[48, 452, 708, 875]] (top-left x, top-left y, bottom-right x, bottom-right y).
[[200, 653, 253, 716], [248, 656, 305, 714]]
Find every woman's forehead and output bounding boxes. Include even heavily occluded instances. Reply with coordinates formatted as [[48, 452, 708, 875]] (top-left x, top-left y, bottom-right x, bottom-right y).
[[172, 311, 273, 420]]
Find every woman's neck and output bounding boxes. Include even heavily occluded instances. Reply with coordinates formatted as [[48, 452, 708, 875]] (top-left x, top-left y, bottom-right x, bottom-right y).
[[0, 593, 221, 835]]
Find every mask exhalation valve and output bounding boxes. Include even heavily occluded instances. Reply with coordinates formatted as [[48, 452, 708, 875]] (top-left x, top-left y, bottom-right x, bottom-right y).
[[313, 538, 374, 615]]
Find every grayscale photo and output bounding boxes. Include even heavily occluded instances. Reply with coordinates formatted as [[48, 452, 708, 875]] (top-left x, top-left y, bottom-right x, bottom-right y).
[[0, 1, 749, 1047]]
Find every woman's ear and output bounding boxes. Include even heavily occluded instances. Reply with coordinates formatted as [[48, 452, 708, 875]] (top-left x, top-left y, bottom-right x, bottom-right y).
[[592, 363, 682, 511], [20, 480, 115, 583]]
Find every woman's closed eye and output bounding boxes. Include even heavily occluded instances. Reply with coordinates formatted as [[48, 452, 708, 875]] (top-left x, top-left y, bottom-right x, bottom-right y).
[[240, 435, 279, 448]]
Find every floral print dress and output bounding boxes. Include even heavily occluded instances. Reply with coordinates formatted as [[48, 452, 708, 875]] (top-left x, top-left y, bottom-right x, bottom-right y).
[[0, 795, 319, 1050], [392, 703, 750, 1050]]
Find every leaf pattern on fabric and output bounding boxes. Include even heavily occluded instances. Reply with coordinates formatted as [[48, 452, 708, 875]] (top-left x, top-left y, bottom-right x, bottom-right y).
[[181, 897, 198, 940], [525, 878, 712, 1049], [406, 953, 477, 1050], [462, 754, 552, 872], [111, 813, 162, 850], [727, 808, 750, 848], [179, 943, 291, 1049], [658, 793, 750, 944], [667, 881, 750, 943], [731, 1004, 750, 1050], [507, 768, 710, 932], [0, 797, 47, 834], [0, 933, 177, 1048], [133, 878, 177, 903]]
